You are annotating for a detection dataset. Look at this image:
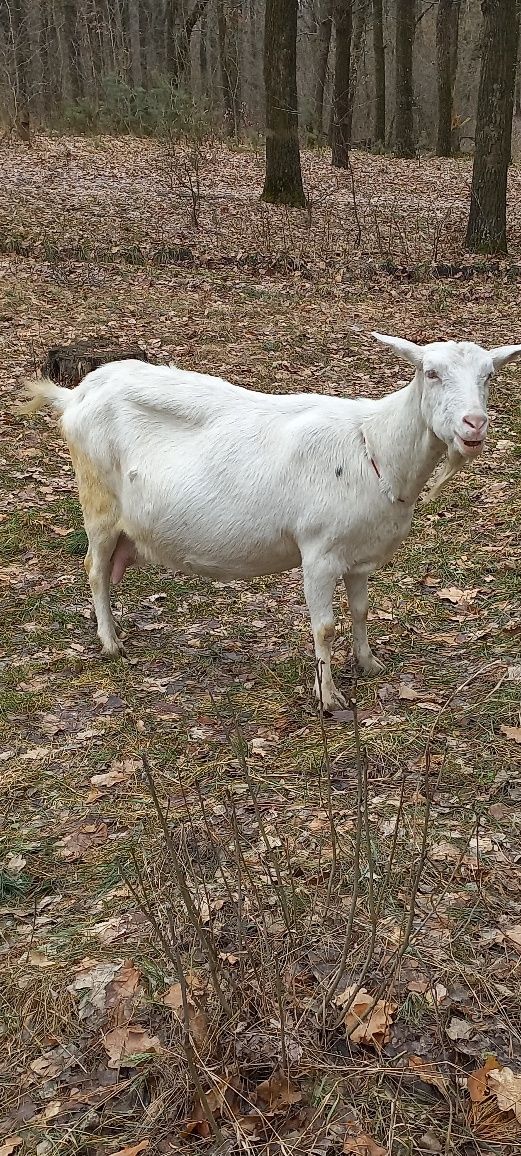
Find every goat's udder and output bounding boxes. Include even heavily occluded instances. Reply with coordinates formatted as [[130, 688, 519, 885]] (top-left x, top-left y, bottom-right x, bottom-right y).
[[111, 532, 137, 584]]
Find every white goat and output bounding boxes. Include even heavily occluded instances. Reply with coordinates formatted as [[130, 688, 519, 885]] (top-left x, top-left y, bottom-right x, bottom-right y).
[[21, 333, 521, 711]]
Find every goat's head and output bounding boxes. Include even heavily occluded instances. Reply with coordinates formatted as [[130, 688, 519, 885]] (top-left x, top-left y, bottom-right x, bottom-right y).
[[372, 332, 521, 460]]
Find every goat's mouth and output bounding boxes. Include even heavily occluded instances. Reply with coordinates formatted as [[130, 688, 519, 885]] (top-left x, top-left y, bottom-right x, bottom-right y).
[[454, 433, 486, 457]]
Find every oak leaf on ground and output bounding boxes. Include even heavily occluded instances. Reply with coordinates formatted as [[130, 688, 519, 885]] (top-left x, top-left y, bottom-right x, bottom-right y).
[[103, 1024, 162, 1068], [336, 986, 396, 1049], [110, 1143, 150, 1156], [254, 1070, 302, 1111], [489, 1067, 521, 1122], [343, 1130, 387, 1155]]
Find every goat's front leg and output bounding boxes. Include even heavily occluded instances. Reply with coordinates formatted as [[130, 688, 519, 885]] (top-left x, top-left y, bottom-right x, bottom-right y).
[[302, 561, 346, 712], [343, 572, 383, 675]]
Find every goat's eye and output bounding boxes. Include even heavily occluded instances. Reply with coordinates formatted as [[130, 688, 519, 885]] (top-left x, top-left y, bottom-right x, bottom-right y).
[[425, 369, 440, 381]]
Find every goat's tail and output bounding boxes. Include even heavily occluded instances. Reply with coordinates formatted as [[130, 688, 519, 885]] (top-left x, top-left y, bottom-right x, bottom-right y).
[[17, 377, 72, 417], [422, 449, 467, 505]]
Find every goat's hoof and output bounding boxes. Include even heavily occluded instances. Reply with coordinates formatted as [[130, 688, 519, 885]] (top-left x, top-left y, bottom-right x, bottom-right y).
[[100, 636, 126, 659], [314, 684, 348, 713], [355, 653, 384, 676]]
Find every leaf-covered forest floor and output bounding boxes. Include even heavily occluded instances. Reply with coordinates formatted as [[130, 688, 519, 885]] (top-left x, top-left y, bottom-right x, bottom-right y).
[[0, 138, 520, 1156]]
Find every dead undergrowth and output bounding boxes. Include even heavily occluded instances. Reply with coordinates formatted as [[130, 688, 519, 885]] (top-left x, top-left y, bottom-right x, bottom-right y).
[[0, 138, 520, 1156]]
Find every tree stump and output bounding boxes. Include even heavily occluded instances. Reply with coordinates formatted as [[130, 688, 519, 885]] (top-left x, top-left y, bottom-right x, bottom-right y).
[[42, 339, 150, 388]]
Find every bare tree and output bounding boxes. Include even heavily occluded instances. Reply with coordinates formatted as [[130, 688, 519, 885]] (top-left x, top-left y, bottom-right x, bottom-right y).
[[372, 0, 385, 146], [262, 0, 305, 206], [345, 0, 368, 145], [218, 0, 241, 136], [127, 0, 143, 88], [313, 0, 334, 138], [515, 17, 521, 117], [466, 0, 519, 253], [9, 0, 32, 138], [331, 0, 352, 167], [436, 0, 461, 156], [167, 0, 210, 87], [394, 0, 415, 157]]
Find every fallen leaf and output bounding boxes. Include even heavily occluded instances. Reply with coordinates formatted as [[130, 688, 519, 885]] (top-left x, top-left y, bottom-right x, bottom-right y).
[[419, 1130, 443, 1153], [219, 951, 240, 964], [105, 961, 141, 1012], [500, 725, 521, 744], [407, 979, 429, 994], [489, 1067, 521, 1121], [179, 1119, 211, 1139], [163, 983, 183, 1011], [430, 841, 461, 862], [437, 587, 480, 605], [408, 1055, 447, 1094], [446, 1016, 473, 1041], [110, 1142, 150, 1156], [56, 822, 108, 861], [30, 1055, 61, 1078], [87, 915, 134, 945], [90, 769, 128, 788], [505, 925, 521, 950], [467, 1056, 502, 1103], [343, 1131, 387, 1155], [5, 853, 26, 873], [189, 1010, 209, 1049], [37, 1100, 61, 1123], [0, 1139, 23, 1156], [255, 1070, 302, 1111], [398, 684, 440, 703], [67, 959, 122, 1018], [336, 986, 396, 1050], [24, 948, 56, 968], [103, 1024, 163, 1068], [425, 983, 448, 1007]]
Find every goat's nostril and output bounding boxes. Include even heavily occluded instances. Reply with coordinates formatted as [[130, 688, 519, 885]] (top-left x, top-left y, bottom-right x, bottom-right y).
[[463, 413, 487, 432]]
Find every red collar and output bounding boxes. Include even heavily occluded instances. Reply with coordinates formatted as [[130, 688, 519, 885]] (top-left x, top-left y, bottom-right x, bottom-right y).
[[370, 456, 406, 504]]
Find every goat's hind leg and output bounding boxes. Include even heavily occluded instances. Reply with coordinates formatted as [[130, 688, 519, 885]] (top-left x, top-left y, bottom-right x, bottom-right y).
[[84, 536, 125, 656], [70, 447, 124, 657]]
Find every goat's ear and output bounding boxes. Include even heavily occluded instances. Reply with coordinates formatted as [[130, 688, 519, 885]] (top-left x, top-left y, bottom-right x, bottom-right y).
[[489, 344, 521, 370], [372, 332, 424, 369]]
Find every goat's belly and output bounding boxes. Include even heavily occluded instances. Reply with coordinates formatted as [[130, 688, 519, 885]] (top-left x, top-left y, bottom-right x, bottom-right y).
[[121, 522, 302, 581]]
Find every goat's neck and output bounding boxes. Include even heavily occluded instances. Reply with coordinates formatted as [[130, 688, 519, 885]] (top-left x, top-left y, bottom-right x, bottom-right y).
[[361, 376, 445, 506]]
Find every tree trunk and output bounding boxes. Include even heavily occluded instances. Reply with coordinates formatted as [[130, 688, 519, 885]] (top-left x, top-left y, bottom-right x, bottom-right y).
[[372, 0, 385, 146], [199, 6, 208, 95], [313, 0, 333, 139], [331, 0, 352, 167], [10, 0, 32, 137], [127, 0, 142, 88], [27, 0, 44, 118], [466, 0, 519, 253], [218, 0, 241, 136], [394, 0, 415, 157], [170, 0, 210, 87], [262, 0, 305, 206], [346, 0, 367, 145], [143, 0, 158, 83], [78, 8, 96, 100], [515, 18, 521, 116], [436, 0, 461, 156]]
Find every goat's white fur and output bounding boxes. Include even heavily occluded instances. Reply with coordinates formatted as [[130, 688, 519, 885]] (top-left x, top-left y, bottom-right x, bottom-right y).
[[20, 334, 521, 711]]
